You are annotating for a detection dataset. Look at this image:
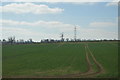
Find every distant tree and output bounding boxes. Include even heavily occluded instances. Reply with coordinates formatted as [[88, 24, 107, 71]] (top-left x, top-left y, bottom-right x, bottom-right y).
[[70, 39, 74, 42], [44, 39, 49, 43], [66, 38, 69, 42], [41, 40, 43, 43], [16, 40, 19, 43], [0, 39, 1, 44], [8, 36, 15, 44], [50, 39, 54, 43], [114, 39, 116, 41], [2, 39, 6, 42], [19, 39, 24, 44], [29, 38, 33, 43]]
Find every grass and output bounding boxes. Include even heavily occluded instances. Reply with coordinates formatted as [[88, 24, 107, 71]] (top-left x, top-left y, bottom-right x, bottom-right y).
[[3, 43, 87, 77], [88, 41, 118, 77], [2, 41, 118, 77]]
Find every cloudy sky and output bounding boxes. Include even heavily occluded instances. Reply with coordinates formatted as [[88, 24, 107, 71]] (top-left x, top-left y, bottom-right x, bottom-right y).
[[0, 1, 119, 41]]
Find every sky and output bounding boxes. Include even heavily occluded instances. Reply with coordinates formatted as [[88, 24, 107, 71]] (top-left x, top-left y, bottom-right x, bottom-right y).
[[0, 1, 119, 41]]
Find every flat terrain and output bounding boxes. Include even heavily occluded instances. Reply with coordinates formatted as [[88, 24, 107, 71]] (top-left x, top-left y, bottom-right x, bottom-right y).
[[2, 41, 118, 78]]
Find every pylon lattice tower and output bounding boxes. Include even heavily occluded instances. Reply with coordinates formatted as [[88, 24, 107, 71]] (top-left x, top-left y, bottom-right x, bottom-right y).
[[74, 26, 77, 41], [60, 32, 64, 42]]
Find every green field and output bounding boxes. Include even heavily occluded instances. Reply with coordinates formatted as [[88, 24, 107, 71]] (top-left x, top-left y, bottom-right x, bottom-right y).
[[2, 41, 118, 78]]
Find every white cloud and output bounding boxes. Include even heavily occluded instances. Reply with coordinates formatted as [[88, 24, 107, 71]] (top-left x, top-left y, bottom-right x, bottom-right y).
[[0, 19, 73, 29], [2, 27, 60, 41], [106, 0, 119, 6], [1, 0, 114, 2], [1, 19, 118, 41], [0, 3, 64, 14], [106, 2, 118, 6], [77, 28, 117, 40], [1, 19, 75, 40], [90, 21, 117, 27]]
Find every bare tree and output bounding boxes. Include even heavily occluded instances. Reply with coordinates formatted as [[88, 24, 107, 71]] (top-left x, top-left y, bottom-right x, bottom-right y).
[[8, 36, 15, 44], [19, 39, 24, 44], [29, 38, 33, 43], [66, 38, 69, 42]]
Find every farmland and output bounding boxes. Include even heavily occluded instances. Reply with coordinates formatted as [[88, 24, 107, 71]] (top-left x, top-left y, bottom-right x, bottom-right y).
[[2, 41, 118, 78]]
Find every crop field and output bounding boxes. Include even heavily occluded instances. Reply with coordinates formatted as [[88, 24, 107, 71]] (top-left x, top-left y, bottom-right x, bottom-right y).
[[2, 41, 118, 78]]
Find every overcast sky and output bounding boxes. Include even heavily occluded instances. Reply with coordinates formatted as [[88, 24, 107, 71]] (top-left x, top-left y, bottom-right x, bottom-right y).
[[0, 1, 119, 41]]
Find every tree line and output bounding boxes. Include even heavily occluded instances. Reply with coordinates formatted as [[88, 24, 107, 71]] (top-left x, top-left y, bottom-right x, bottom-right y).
[[0, 36, 118, 45], [1, 36, 33, 45]]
